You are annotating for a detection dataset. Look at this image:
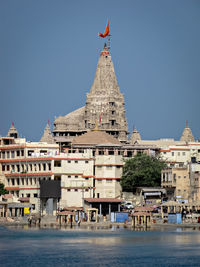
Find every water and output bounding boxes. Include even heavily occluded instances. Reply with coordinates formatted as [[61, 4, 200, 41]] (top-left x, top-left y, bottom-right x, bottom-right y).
[[0, 226, 200, 266]]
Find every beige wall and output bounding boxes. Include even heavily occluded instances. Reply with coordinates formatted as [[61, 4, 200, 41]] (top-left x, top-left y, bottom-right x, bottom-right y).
[[95, 155, 123, 198]]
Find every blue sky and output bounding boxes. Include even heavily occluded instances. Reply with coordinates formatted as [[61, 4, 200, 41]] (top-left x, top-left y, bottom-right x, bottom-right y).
[[0, 0, 199, 141]]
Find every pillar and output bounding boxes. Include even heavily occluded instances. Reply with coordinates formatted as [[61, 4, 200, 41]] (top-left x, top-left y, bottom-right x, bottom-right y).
[[109, 204, 111, 216], [118, 204, 120, 212], [99, 204, 102, 216], [161, 206, 164, 219]]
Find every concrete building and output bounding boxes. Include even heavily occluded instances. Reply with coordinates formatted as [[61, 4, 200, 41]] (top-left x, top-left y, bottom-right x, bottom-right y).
[[161, 167, 190, 202], [0, 124, 160, 216]]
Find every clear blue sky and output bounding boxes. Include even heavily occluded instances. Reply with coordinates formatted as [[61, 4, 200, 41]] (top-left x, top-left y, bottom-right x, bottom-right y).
[[0, 0, 199, 141]]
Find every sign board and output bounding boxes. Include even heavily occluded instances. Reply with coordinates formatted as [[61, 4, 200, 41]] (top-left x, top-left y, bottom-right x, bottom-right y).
[[24, 207, 30, 214]]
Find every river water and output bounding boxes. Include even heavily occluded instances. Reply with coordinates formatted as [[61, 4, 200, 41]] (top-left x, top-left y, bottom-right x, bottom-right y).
[[0, 225, 200, 266]]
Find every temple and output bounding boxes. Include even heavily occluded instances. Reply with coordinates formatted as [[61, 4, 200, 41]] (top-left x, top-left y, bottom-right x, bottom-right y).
[[53, 44, 128, 146]]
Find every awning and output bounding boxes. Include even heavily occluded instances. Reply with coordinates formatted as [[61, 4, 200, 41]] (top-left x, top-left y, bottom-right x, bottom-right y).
[[84, 198, 122, 203]]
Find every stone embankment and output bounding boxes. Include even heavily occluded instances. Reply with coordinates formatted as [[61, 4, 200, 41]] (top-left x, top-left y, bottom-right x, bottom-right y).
[[1, 216, 200, 230]]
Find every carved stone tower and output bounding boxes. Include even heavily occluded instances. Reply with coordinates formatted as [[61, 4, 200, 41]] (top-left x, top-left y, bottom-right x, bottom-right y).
[[53, 44, 129, 143], [84, 44, 128, 142]]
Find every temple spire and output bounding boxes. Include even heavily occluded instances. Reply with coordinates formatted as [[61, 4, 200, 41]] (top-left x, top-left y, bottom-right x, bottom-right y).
[[180, 121, 194, 142], [7, 122, 18, 138], [40, 123, 55, 144]]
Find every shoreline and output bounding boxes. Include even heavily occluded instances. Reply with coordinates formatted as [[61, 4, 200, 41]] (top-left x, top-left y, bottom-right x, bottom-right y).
[[1, 219, 200, 231]]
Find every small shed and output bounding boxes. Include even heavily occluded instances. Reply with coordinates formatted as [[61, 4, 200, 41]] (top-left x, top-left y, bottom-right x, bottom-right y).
[[131, 211, 152, 227], [57, 211, 75, 225]]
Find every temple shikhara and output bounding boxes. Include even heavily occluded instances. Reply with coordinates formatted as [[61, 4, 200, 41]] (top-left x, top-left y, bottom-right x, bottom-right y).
[[53, 43, 128, 146]]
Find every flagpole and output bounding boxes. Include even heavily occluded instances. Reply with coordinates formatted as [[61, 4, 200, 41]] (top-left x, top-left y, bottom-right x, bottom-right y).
[[107, 34, 111, 51]]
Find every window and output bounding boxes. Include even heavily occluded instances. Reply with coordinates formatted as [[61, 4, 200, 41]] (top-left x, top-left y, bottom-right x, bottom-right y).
[[67, 189, 71, 192], [85, 178, 89, 180], [34, 193, 38, 198], [2, 152, 5, 159], [75, 189, 78, 192], [85, 189, 88, 192], [43, 163, 46, 171], [38, 164, 41, 171], [17, 151, 20, 157], [68, 160, 71, 163], [75, 175, 78, 178], [26, 194, 30, 197], [106, 180, 112, 183], [7, 151, 10, 159], [2, 165, 5, 171], [178, 176, 181, 179], [21, 150, 24, 157], [40, 150, 47, 155], [28, 150, 34, 156], [85, 161, 89, 164], [54, 176, 61, 181], [48, 163, 51, 171], [68, 175, 71, 178], [182, 152, 186, 156], [6, 165, 10, 171], [110, 120, 116, 126], [178, 152, 180, 156], [17, 165, 20, 172], [173, 174, 176, 181], [172, 152, 174, 156], [98, 180, 102, 183], [21, 164, 24, 172], [11, 151, 14, 158], [75, 161, 78, 164], [184, 176, 186, 179], [54, 161, 61, 167]]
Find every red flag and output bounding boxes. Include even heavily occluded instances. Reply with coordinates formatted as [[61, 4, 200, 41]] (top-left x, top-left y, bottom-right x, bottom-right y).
[[48, 119, 50, 126], [98, 20, 109, 38], [99, 115, 101, 124]]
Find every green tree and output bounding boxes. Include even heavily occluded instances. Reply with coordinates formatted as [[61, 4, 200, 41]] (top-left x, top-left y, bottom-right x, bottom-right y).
[[0, 183, 8, 195], [120, 153, 166, 191]]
